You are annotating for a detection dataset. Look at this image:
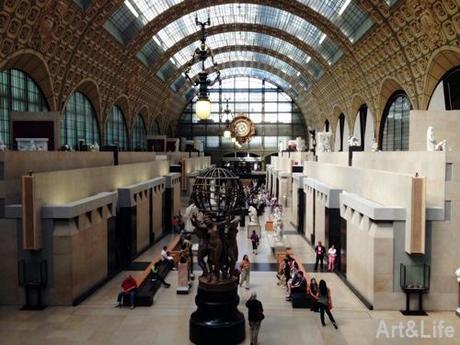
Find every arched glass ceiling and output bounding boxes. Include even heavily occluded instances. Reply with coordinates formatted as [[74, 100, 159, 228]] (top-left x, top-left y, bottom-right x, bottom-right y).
[[156, 32, 324, 81], [182, 51, 310, 90], [106, 1, 372, 45], [181, 67, 299, 100], [137, 4, 342, 66]]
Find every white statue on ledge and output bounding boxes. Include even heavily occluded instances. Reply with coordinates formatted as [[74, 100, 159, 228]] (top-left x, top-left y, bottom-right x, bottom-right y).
[[0, 139, 6, 151], [296, 136, 305, 152], [248, 206, 258, 225], [348, 135, 360, 147], [427, 126, 447, 151], [316, 132, 333, 152], [371, 138, 378, 152]]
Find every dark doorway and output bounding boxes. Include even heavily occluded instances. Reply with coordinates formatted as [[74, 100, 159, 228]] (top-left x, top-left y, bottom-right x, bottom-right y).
[[339, 218, 347, 275], [297, 188, 305, 235], [325, 208, 341, 252], [311, 190, 316, 244]]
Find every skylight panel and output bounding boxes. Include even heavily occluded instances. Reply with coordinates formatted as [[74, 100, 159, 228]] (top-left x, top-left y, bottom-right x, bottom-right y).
[[160, 31, 324, 80], [149, 4, 341, 65]]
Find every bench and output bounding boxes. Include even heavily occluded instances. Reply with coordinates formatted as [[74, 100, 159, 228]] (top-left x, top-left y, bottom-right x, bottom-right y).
[[123, 236, 181, 307], [290, 255, 314, 308], [276, 251, 314, 309]]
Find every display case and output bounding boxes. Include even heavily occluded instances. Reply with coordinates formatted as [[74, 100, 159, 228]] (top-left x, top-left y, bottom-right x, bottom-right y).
[[400, 263, 430, 315], [400, 263, 430, 291]]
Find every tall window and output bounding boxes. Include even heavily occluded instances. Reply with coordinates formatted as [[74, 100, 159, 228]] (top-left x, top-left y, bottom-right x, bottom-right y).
[[61, 92, 100, 149], [105, 105, 128, 150], [357, 105, 367, 151], [0, 69, 49, 147], [131, 115, 147, 150], [338, 113, 345, 151], [177, 77, 306, 152], [443, 67, 460, 110], [380, 92, 411, 151]]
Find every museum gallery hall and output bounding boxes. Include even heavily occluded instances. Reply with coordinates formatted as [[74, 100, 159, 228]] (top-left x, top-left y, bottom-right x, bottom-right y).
[[0, 0, 459, 344]]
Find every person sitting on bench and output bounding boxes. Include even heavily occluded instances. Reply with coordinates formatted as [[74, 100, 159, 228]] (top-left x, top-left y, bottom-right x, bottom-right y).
[[151, 261, 171, 287], [161, 245, 176, 270], [116, 275, 138, 309], [286, 271, 306, 301]]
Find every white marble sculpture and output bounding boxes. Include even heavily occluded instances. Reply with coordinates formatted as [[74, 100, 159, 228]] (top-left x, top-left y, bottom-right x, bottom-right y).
[[296, 137, 306, 152], [193, 138, 204, 152], [184, 203, 201, 233], [94, 142, 100, 151], [273, 214, 284, 242], [248, 206, 258, 225], [348, 135, 360, 147], [278, 138, 288, 152], [316, 131, 333, 152], [456, 268, 460, 315], [427, 126, 447, 151], [175, 138, 180, 152], [0, 139, 6, 151], [371, 138, 378, 152]]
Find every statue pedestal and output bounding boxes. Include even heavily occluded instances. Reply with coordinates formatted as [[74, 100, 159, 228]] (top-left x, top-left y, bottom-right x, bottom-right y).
[[267, 233, 289, 255], [190, 278, 245, 345], [247, 224, 261, 239], [177, 262, 191, 295]]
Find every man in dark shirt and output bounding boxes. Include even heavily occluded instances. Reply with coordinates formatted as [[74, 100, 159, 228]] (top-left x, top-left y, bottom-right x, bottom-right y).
[[246, 291, 264, 345], [314, 241, 326, 271]]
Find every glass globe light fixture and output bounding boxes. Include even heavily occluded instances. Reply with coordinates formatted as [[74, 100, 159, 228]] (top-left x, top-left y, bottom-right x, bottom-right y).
[[223, 129, 231, 138], [196, 95, 211, 120], [231, 137, 236, 143]]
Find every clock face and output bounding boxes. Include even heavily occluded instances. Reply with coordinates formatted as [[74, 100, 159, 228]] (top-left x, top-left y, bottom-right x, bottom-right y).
[[236, 122, 250, 136], [229, 114, 256, 144]]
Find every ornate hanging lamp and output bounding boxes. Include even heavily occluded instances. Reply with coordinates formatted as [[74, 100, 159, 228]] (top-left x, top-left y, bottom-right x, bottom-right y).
[[184, 16, 220, 121]]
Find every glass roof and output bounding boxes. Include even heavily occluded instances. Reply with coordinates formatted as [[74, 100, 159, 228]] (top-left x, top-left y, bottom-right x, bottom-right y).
[[107, 1, 372, 45], [182, 51, 309, 90], [297, 0, 373, 43], [146, 4, 341, 65], [157, 31, 324, 81], [72, 0, 92, 9]]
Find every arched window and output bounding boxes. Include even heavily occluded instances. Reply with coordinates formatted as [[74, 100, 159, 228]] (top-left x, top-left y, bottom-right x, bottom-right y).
[[61, 92, 100, 150], [131, 115, 147, 150], [105, 105, 128, 150], [152, 118, 161, 135], [443, 67, 460, 110], [0, 69, 49, 146], [338, 114, 345, 151], [380, 92, 411, 151], [356, 105, 367, 151]]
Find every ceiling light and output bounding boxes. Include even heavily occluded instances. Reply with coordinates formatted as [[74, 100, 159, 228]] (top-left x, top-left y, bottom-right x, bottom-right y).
[[339, 0, 352, 16], [306, 57, 311, 63], [319, 33, 327, 44], [125, 1, 139, 18], [196, 95, 212, 120]]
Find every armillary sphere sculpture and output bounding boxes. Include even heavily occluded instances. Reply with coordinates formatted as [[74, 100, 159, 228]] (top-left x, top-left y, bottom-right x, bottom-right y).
[[189, 167, 246, 345]]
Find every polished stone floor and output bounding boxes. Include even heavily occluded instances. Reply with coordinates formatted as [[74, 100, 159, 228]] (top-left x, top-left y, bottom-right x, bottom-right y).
[[0, 209, 459, 345]]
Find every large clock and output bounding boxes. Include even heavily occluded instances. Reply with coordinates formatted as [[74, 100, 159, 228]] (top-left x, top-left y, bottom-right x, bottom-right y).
[[229, 114, 256, 144]]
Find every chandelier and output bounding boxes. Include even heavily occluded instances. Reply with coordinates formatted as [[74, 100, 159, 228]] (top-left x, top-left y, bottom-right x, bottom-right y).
[[221, 98, 233, 138], [184, 16, 220, 120]]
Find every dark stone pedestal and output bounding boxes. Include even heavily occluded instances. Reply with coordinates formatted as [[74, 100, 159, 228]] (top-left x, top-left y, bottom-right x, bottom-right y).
[[190, 279, 245, 345]]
